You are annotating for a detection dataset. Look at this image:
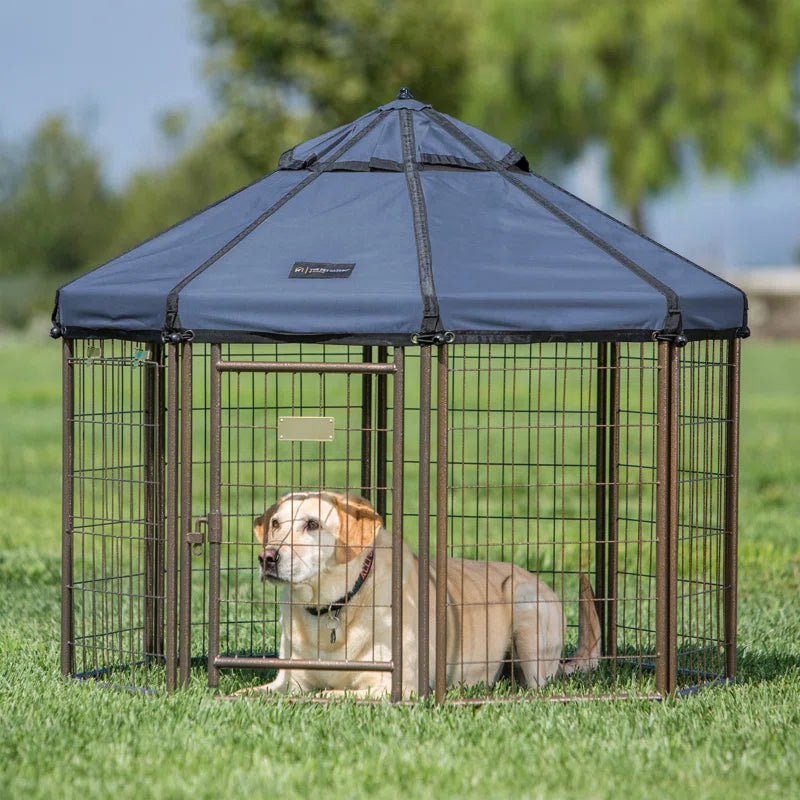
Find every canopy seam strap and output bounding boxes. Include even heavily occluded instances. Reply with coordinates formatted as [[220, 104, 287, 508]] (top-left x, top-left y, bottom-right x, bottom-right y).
[[163, 110, 391, 332], [423, 108, 684, 335], [399, 108, 441, 335]]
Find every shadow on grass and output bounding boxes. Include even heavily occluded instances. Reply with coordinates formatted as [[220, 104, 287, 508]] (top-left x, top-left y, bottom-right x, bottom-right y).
[[734, 647, 800, 684], [53, 641, 800, 699]]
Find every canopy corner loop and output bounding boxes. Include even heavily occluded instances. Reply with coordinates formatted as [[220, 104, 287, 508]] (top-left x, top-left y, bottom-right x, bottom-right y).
[[654, 331, 689, 348], [411, 331, 455, 346], [161, 329, 195, 345]]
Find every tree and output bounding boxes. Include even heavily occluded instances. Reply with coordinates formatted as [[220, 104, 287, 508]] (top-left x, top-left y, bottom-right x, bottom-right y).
[[0, 116, 117, 276], [194, 0, 474, 172], [195, 0, 800, 234], [0, 116, 120, 328], [109, 120, 255, 256], [468, 0, 800, 232]]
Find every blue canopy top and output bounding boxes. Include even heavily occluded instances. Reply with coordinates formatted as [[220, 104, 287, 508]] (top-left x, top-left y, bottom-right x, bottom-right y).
[[53, 92, 748, 345]]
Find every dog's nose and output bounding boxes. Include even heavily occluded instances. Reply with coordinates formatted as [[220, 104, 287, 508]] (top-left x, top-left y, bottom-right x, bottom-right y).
[[258, 548, 280, 569]]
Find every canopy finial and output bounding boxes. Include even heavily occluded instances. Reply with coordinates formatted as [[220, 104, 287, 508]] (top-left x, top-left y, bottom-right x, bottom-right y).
[[397, 87, 413, 100]]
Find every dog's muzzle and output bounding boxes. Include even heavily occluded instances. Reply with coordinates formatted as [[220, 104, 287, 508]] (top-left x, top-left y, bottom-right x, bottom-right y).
[[258, 547, 280, 581]]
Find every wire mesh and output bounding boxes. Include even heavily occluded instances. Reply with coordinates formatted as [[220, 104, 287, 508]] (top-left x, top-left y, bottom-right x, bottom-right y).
[[444, 342, 614, 698], [66, 339, 165, 687], [441, 341, 731, 699], [612, 343, 659, 687], [674, 339, 731, 687], [207, 345, 400, 685], [62, 335, 737, 698]]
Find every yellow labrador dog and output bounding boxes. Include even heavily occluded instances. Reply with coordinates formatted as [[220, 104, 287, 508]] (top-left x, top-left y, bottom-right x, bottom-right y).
[[242, 490, 600, 698]]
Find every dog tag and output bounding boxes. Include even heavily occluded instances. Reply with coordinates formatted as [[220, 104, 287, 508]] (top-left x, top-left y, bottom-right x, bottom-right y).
[[326, 610, 341, 644]]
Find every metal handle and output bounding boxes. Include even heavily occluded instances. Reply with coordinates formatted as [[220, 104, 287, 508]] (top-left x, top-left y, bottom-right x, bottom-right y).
[[186, 516, 208, 556]]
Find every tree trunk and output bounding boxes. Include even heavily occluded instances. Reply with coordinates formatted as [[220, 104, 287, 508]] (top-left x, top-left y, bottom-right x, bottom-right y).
[[630, 198, 647, 236]]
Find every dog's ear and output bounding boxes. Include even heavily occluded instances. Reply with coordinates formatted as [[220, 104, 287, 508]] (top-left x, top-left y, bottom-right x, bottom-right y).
[[333, 494, 383, 564], [254, 501, 280, 545]]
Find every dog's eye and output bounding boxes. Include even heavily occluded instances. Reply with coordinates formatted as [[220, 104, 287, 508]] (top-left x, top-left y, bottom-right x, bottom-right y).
[[271, 518, 280, 528], [306, 519, 320, 531]]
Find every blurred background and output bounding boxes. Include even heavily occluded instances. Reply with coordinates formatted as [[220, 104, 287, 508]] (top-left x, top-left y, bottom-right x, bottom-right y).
[[1, 0, 798, 336]]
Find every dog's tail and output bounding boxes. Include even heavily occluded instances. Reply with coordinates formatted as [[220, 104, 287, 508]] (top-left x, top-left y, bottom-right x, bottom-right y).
[[559, 574, 602, 676]]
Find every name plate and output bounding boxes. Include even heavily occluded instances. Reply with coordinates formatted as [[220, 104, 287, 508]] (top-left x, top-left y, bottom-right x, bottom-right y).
[[277, 416, 335, 442]]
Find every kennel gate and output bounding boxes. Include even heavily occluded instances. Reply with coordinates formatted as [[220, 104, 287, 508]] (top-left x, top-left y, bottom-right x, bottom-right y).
[[60, 335, 740, 701], [204, 345, 405, 700]]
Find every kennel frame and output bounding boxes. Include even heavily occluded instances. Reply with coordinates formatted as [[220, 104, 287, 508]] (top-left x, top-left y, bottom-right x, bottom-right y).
[[55, 90, 747, 701], [59, 333, 741, 701]]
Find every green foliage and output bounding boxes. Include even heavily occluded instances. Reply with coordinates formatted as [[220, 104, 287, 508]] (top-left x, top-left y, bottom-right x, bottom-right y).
[[0, 273, 55, 330], [470, 0, 800, 229], [0, 116, 117, 278], [0, 116, 258, 329], [195, 0, 474, 172], [195, 0, 800, 229], [107, 123, 255, 257]]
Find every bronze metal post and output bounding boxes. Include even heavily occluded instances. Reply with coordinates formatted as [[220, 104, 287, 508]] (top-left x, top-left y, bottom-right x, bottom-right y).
[[724, 338, 741, 680], [606, 343, 620, 659], [435, 344, 449, 703], [594, 343, 608, 648], [179, 342, 193, 686], [391, 348, 405, 702], [417, 346, 433, 697], [655, 342, 669, 695], [360, 347, 373, 502], [155, 344, 166, 658], [656, 341, 678, 696], [376, 346, 389, 520], [142, 345, 157, 660], [208, 343, 222, 687], [667, 344, 680, 694], [166, 344, 180, 690], [61, 340, 75, 676]]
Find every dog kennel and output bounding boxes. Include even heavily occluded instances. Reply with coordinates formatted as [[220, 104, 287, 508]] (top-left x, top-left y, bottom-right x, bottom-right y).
[[52, 91, 747, 702]]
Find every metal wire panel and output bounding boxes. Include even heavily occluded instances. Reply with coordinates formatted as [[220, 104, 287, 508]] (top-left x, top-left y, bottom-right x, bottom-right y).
[[64, 339, 166, 687], [440, 340, 735, 700], [181, 342, 212, 670], [441, 343, 663, 699], [674, 340, 732, 688], [443, 343, 606, 697], [60, 334, 739, 700], [613, 343, 659, 687], [204, 344, 400, 686]]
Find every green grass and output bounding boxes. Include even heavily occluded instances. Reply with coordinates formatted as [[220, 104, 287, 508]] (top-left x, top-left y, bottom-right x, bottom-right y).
[[1, 335, 800, 799]]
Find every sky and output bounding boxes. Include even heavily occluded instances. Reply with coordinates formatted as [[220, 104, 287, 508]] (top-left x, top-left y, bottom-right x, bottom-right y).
[[1, 0, 798, 271], [0, 1, 208, 180]]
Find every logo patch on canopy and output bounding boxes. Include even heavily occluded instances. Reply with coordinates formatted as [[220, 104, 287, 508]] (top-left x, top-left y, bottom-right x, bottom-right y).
[[289, 262, 355, 279]]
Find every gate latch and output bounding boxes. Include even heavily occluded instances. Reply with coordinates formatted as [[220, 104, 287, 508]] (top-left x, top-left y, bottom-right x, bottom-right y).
[[186, 516, 208, 556]]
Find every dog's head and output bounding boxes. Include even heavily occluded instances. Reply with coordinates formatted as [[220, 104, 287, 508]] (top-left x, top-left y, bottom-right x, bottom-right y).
[[254, 491, 382, 585]]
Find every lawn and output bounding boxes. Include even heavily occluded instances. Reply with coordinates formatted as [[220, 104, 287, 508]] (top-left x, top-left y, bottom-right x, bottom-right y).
[[1, 334, 799, 799]]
